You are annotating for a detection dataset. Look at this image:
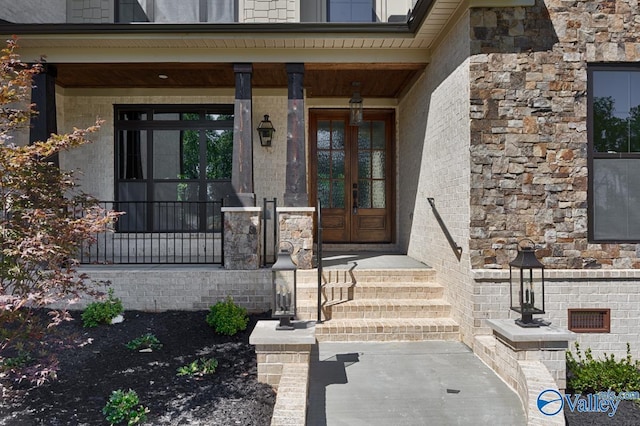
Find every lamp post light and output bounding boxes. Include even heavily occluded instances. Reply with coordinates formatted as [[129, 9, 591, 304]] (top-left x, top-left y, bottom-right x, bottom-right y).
[[271, 241, 297, 330], [509, 239, 548, 328]]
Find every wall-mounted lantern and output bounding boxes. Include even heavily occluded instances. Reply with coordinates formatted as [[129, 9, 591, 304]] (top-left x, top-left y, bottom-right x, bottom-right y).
[[257, 114, 275, 147], [271, 241, 297, 330], [509, 239, 547, 327], [349, 82, 363, 126]]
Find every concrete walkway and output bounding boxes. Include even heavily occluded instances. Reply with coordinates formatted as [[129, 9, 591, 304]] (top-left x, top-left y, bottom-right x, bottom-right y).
[[306, 341, 526, 426]]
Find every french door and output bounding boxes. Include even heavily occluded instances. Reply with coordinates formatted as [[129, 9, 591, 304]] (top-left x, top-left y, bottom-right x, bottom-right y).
[[310, 110, 394, 243]]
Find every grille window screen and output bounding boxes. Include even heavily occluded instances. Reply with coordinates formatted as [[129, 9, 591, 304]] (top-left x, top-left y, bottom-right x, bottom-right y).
[[568, 309, 611, 333]]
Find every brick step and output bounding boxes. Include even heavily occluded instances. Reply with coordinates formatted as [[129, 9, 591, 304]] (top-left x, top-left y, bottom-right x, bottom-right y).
[[297, 281, 444, 301], [295, 268, 436, 285], [314, 318, 460, 342], [329, 299, 451, 319]]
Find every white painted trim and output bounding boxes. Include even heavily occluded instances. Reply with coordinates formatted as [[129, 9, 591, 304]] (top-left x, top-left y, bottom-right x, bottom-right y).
[[16, 46, 430, 64], [57, 87, 236, 97], [472, 268, 640, 281], [276, 207, 315, 213], [221, 207, 262, 212], [306, 97, 398, 108], [468, 0, 535, 7]]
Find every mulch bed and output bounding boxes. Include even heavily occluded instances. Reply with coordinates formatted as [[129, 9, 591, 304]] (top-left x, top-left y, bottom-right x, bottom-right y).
[[0, 310, 275, 425]]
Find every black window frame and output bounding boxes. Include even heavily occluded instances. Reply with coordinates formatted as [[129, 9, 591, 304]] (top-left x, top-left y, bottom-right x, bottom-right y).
[[114, 104, 234, 232], [588, 63, 640, 243]]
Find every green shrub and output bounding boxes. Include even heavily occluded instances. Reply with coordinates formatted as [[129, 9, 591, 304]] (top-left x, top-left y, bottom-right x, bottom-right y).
[[0, 351, 33, 371], [102, 389, 149, 426], [82, 288, 124, 328], [125, 333, 162, 351], [205, 297, 248, 336], [566, 342, 640, 394], [176, 357, 219, 377]]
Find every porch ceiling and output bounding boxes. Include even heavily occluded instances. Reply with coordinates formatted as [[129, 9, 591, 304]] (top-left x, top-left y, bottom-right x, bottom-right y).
[[54, 62, 426, 98]]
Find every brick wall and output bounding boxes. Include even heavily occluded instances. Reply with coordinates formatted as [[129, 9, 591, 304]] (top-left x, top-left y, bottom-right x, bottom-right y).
[[78, 266, 272, 312], [474, 268, 640, 360], [398, 10, 475, 345]]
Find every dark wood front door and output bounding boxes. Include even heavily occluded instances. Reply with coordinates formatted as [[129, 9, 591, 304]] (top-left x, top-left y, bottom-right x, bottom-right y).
[[310, 109, 394, 243]]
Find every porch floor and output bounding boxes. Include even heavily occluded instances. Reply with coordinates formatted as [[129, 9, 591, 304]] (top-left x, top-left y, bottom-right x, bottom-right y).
[[319, 251, 430, 270]]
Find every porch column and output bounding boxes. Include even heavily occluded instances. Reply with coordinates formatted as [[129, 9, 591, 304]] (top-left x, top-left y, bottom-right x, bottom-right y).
[[222, 207, 262, 270], [30, 64, 58, 165], [230, 63, 255, 207], [284, 63, 308, 207]]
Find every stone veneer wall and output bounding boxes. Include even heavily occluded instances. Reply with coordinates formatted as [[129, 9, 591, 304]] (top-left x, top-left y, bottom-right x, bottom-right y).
[[469, 0, 640, 269], [399, 10, 475, 345]]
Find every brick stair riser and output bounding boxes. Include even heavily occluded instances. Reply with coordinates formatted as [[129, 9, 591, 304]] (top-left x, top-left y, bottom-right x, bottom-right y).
[[295, 269, 437, 285], [330, 304, 451, 319], [296, 284, 444, 301]]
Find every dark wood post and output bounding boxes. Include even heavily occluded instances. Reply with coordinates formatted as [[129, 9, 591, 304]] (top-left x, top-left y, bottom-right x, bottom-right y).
[[230, 63, 255, 207], [284, 63, 308, 207], [30, 64, 58, 165]]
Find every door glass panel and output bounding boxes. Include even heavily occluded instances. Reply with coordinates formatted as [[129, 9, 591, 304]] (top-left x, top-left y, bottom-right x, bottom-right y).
[[331, 180, 345, 208], [318, 151, 330, 178], [318, 121, 331, 149], [372, 121, 385, 149], [372, 151, 385, 179], [318, 180, 330, 208], [332, 151, 345, 178], [358, 179, 371, 208], [358, 124, 371, 149], [373, 181, 386, 208], [331, 121, 345, 149], [358, 151, 371, 178]]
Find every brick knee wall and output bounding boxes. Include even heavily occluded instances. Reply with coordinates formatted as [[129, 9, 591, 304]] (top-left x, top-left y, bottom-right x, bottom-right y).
[[270, 363, 309, 426]]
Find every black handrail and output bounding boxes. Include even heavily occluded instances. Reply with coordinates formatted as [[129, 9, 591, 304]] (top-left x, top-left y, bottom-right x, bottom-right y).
[[427, 197, 462, 261], [316, 199, 323, 323]]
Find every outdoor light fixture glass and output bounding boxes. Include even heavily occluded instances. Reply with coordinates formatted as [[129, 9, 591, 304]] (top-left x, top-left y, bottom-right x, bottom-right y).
[[257, 114, 275, 147], [509, 239, 547, 328], [349, 82, 363, 126], [271, 241, 297, 330]]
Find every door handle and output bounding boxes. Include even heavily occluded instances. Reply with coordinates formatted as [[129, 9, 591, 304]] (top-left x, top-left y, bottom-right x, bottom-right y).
[[352, 183, 358, 214]]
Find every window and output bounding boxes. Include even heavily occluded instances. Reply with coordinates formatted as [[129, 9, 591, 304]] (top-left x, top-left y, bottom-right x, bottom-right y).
[[588, 65, 640, 241], [328, 0, 374, 22], [116, 0, 236, 23], [115, 105, 233, 232]]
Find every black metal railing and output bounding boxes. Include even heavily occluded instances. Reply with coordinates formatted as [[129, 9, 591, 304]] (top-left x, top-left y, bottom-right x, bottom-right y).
[[427, 197, 463, 261], [79, 200, 224, 264], [316, 199, 323, 323]]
